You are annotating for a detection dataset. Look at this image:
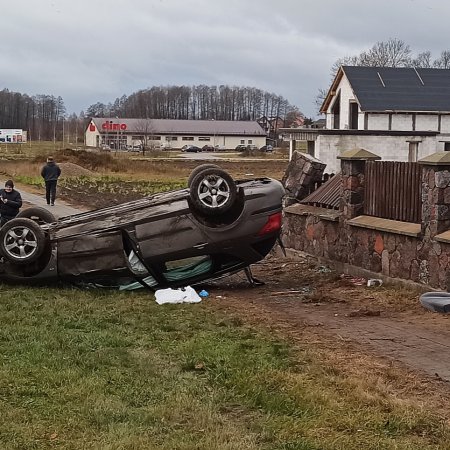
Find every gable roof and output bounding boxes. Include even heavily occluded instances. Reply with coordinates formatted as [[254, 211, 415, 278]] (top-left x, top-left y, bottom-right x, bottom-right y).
[[90, 118, 266, 136], [321, 66, 450, 113]]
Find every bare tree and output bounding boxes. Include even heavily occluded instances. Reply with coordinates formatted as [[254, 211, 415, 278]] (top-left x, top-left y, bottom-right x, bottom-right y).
[[330, 56, 361, 79], [133, 119, 160, 155], [412, 51, 432, 68], [434, 50, 450, 69], [317, 38, 423, 113], [362, 38, 412, 67], [315, 88, 329, 114]]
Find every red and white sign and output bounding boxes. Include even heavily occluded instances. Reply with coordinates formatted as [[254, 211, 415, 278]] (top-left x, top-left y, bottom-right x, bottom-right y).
[[101, 121, 127, 131]]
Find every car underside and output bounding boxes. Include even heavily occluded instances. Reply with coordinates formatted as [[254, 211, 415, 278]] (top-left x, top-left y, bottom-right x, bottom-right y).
[[0, 166, 285, 289]]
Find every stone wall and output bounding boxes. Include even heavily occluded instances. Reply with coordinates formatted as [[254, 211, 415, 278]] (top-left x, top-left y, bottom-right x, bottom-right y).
[[282, 150, 450, 290], [283, 209, 450, 289]]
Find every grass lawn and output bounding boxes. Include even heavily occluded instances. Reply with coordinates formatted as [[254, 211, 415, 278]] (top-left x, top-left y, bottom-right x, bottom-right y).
[[0, 285, 448, 449]]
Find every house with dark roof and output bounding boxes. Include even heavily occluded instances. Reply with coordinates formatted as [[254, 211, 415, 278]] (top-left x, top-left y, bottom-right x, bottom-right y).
[[85, 118, 267, 150], [282, 66, 450, 172]]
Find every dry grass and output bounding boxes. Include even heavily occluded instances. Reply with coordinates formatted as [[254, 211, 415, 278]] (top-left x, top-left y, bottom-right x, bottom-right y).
[[0, 148, 288, 184]]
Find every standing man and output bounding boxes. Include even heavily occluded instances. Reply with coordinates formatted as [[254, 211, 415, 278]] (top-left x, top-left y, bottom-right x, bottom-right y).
[[41, 156, 61, 206], [0, 180, 22, 226]]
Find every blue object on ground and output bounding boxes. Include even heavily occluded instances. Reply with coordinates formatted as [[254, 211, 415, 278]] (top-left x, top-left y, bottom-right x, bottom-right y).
[[419, 292, 450, 313], [199, 289, 209, 297]]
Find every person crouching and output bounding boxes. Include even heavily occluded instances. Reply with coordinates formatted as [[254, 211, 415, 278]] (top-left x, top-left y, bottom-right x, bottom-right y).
[[0, 180, 22, 226]]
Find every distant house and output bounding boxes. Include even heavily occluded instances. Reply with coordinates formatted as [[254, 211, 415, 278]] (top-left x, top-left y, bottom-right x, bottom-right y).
[[257, 116, 285, 143], [85, 118, 267, 150], [282, 66, 450, 172]]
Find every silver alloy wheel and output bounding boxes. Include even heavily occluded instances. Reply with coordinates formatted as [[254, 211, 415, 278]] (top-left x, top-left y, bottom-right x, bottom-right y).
[[3, 224, 39, 260], [197, 175, 231, 209]]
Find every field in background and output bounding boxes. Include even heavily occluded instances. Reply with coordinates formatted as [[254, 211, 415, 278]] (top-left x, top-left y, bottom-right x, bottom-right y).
[[0, 143, 289, 179]]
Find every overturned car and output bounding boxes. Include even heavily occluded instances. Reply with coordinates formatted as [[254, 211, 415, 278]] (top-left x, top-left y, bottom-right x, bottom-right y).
[[0, 165, 285, 289]]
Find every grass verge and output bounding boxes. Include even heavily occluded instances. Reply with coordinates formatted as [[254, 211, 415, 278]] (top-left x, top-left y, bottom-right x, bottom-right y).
[[0, 285, 448, 449]]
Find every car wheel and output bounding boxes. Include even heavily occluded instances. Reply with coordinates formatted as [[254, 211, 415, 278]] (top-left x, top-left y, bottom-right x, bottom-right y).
[[0, 218, 47, 264], [187, 164, 221, 187], [189, 167, 237, 215], [17, 206, 56, 224]]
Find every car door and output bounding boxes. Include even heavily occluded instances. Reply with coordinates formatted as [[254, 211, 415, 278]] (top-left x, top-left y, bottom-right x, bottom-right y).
[[132, 199, 213, 266]]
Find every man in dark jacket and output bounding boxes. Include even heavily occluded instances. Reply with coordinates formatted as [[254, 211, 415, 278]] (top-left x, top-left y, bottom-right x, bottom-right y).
[[0, 180, 22, 226], [41, 156, 61, 206]]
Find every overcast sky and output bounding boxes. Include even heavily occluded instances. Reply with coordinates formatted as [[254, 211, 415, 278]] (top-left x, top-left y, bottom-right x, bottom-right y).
[[1, 0, 449, 118]]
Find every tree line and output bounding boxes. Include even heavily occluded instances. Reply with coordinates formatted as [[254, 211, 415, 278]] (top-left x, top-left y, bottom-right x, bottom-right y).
[[0, 90, 70, 141], [86, 85, 300, 122], [316, 38, 450, 112]]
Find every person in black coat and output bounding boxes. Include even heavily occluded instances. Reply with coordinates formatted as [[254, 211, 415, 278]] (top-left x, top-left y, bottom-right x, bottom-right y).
[[41, 156, 62, 206], [0, 180, 22, 226]]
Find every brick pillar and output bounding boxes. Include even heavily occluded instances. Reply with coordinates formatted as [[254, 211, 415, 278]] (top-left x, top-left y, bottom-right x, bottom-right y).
[[418, 152, 450, 238], [337, 148, 381, 220]]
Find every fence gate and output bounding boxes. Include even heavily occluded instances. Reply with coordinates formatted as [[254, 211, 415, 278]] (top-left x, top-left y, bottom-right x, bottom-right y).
[[364, 161, 422, 223]]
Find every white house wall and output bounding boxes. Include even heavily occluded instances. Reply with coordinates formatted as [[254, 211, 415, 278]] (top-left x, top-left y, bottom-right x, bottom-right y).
[[416, 115, 439, 131], [359, 113, 449, 132], [316, 134, 437, 173], [367, 114, 389, 130], [440, 116, 450, 133], [85, 126, 99, 146], [391, 114, 412, 131], [326, 76, 358, 130]]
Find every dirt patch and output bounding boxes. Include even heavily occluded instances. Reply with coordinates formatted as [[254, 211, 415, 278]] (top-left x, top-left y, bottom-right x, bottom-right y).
[[58, 162, 94, 177], [203, 255, 450, 388]]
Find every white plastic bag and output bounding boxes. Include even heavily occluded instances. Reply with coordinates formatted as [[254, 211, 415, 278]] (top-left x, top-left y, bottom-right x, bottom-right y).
[[154, 286, 202, 305]]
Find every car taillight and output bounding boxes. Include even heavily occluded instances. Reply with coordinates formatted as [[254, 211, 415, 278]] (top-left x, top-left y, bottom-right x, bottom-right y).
[[257, 212, 282, 236]]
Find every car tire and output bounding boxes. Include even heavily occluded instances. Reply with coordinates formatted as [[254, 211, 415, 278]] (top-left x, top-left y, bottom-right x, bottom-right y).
[[0, 218, 47, 264], [187, 164, 221, 187], [189, 167, 237, 215], [17, 206, 56, 224]]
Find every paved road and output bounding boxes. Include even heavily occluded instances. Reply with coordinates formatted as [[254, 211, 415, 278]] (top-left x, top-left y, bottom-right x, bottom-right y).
[[179, 152, 219, 160], [6, 184, 85, 218]]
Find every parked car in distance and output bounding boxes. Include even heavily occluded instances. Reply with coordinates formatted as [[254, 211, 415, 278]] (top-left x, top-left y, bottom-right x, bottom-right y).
[[127, 144, 142, 152], [235, 144, 248, 151], [0, 166, 285, 289], [182, 145, 202, 153], [202, 145, 215, 152], [260, 145, 273, 152]]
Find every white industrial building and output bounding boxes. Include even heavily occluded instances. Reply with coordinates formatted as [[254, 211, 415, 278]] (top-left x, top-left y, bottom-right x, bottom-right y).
[[283, 66, 450, 173], [85, 118, 267, 150]]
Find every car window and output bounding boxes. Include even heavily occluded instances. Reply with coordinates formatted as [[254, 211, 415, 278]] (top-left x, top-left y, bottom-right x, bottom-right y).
[[163, 256, 213, 282]]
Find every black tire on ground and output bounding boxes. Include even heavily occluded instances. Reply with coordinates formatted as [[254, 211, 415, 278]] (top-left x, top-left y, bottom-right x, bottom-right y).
[[189, 167, 237, 216], [0, 218, 47, 265], [17, 206, 56, 224], [187, 164, 221, 187]]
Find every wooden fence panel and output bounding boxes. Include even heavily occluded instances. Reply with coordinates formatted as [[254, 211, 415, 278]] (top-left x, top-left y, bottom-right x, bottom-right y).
[[364, 161, 422, 223]]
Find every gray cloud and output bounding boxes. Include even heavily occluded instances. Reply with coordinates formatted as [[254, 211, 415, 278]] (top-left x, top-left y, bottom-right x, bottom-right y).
[[1, 0, 449, 117]]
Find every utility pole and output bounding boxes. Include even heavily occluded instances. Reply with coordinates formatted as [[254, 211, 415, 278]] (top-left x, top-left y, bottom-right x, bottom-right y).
[[116, 116, 119, 152]]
